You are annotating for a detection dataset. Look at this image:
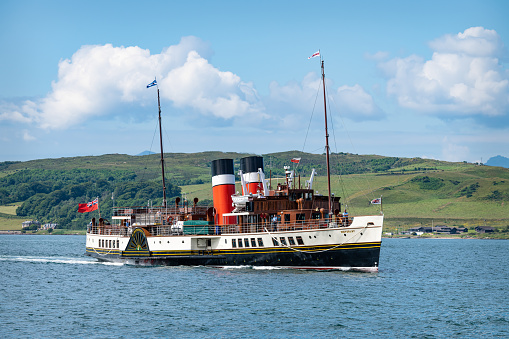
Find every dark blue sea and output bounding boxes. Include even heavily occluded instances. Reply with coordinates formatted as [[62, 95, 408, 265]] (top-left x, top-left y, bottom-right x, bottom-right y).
[[1, 235, 507, 338]]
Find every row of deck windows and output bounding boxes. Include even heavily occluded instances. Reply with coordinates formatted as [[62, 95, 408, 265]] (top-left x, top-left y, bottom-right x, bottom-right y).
[[231, 236, 304, 248], [98, 239, 119, 249], [272, 235, 304, 246], [231, 238, 264, 248]]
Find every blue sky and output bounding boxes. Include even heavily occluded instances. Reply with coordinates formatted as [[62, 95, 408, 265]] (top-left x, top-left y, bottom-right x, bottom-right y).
[[1, 0, 508, 163]]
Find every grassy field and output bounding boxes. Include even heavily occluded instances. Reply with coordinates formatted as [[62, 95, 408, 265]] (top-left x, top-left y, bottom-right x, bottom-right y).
[[0, 215, 24, 230], [0, 203, 20, 215]]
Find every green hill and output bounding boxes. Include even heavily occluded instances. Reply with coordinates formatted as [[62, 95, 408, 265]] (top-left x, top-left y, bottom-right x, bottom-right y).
[[0, 152, 507, 233]]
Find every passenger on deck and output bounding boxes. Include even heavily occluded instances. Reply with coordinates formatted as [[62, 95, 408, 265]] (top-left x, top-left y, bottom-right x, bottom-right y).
[[271, 215, 278, 231]]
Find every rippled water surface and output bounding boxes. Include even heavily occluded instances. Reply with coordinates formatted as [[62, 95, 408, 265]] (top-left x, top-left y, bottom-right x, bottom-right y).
[[1, 235, 508, 338]]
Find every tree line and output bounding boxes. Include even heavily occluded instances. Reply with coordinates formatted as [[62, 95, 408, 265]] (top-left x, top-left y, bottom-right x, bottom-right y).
[[0, 168, 180, 229]]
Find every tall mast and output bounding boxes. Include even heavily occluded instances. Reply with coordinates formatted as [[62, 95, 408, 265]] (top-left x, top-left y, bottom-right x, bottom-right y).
[[321, 60, 332, 216], [157, 88, 167, 208]]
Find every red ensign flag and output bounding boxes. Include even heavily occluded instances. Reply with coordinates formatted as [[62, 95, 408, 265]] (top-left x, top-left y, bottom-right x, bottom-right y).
[[78, 198, 99, 213]]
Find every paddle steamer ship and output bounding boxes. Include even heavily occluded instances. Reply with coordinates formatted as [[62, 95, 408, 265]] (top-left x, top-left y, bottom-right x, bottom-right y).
[[85, 59, 384, 271]]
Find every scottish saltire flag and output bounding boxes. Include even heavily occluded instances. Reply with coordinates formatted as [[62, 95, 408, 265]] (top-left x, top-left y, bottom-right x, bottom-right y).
[[371, 198, 382, 205], [146, 79, 157, 88], [308, 51, 320, 59]]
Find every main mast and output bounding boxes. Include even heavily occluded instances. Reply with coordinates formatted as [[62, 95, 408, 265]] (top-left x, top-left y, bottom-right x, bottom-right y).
[[157, 87, 167, 208], [321, 60, 332, 216]]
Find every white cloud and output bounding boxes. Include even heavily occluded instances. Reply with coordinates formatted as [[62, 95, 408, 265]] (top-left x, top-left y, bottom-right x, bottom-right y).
[[161, 51, 264, 119], [334, 84, 384, 120], [0, 36, 264, 129], [430, 27, 504, 57], [378, 27, 509, 118], [441, 137, 470, 162], [268, 72, 383, 122], [22, 129, 36, 141]]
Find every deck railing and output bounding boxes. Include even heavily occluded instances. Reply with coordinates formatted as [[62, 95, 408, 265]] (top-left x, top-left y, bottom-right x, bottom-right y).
[[87, 218, 351, 236]]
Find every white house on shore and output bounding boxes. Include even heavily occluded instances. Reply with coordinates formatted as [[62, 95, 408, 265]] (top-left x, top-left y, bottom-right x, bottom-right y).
[[41, 223, 57, 230], [22, 220, 41, 229]]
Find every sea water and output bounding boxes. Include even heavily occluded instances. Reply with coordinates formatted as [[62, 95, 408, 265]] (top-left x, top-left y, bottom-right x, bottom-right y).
[[0, 235, 507, 338]]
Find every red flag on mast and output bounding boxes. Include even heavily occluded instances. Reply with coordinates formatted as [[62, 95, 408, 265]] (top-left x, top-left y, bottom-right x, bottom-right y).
[[78, 198, 99, 213]]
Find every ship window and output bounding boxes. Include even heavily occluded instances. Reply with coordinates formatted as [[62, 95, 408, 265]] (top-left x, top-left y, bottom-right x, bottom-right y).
[[280, 237, 287, 246], [102, 239, 105, 247], [112, 240, 115, 248], [288, 237, 296, 245], [296, 236, 304, 245], [272, 238, 279, 246], [296, 214, 305, 224], [257, 238, 264, 247], [232, 239, 237, 248], [312, 213, 320, 219], [284, 214, 290, 224], [251, 238, 256, 247], [237, 239, 243, 247], [117, 240, 120, 248], [244, 238, 250, 247]]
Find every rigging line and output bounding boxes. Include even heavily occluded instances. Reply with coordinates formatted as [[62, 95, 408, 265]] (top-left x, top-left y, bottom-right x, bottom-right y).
[[328, 93, 377, 205], [138, 119, 160, 182], [162, 120, 175, 154], [262, 224, 369, 253], [323, 85, 351, 211], [301, 74, 323, 154]]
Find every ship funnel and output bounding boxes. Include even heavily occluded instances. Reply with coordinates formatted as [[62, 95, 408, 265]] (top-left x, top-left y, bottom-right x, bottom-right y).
[[240, 156, 265, 195], [211, 159, 236, 225]]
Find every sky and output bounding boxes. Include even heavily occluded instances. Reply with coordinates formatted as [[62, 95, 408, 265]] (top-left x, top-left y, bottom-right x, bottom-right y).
[[1, 0, 508, 164]]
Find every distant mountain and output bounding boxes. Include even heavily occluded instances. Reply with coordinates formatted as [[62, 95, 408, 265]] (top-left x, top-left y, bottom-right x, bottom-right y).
[[136, 150, 156, 156], [486, 155, 509, 168]]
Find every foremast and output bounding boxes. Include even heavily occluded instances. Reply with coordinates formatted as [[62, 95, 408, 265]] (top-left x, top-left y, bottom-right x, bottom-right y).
[[156, 82, 167, 208]]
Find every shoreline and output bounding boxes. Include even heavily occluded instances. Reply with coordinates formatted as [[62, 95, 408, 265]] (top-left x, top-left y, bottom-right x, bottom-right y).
[[0, 230, 506, 239]]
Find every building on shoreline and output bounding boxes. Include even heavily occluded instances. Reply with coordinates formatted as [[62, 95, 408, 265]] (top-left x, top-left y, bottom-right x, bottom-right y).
[[404, 226, 468, 235], [22, 220, 41, 229]]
